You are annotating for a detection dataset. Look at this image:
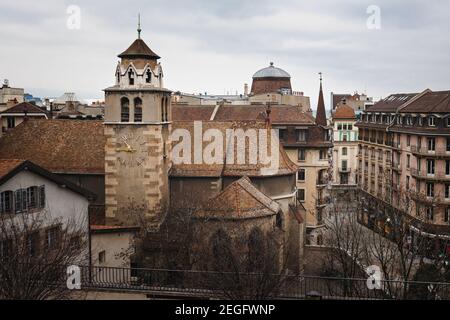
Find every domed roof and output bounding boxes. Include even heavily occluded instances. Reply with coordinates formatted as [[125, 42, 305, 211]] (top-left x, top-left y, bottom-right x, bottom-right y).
[[253, 62, 290, 78]]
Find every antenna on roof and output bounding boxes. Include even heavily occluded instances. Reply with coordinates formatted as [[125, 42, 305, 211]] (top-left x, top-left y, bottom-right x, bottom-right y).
[[137, 13, 142, 39]]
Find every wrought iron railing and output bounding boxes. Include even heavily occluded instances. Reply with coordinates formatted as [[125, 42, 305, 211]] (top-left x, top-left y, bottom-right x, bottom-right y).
[[75, 265, 450, 300]]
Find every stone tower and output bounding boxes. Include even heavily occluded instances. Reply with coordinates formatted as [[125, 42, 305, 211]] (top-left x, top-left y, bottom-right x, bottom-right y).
[[104, 19, 171, 228]]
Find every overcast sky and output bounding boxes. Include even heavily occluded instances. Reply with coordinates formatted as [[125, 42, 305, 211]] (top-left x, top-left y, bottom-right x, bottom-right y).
[[0, 0, 449, 109]]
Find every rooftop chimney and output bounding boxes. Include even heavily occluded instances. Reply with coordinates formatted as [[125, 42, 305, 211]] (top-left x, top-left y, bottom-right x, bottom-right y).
[[244, 83, 249, 96]]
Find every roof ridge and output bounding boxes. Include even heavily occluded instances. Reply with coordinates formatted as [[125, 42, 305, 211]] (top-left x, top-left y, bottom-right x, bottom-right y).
[[397, 89, 432, 112], [234, 177, 279, 213]]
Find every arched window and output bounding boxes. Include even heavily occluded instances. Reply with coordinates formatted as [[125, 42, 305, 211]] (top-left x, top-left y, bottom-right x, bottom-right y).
[[134, 97, 142, 122], [276, 212, 283, 229], [121, 97, 129, 122], [128, 69, 135, 85], [145, 69, 152, 83]]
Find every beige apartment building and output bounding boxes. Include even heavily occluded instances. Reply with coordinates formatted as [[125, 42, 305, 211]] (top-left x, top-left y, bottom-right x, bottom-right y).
[[356, 89, 450, 256]]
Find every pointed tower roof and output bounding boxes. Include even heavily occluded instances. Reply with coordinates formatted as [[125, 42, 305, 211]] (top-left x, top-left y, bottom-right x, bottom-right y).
[[118, 38, 161, 60], [315, 72, 327, 126], [118, 15, 161, 60]]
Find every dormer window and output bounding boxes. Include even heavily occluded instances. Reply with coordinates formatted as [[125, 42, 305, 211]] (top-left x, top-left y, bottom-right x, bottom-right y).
[[128, 69, 135, 85], [428, 116, 436, 127], [116, 71, 120, 84], [297, 129, 307, 142], [446, 117, 450, 127], [145, 69, 152, 83], [418, 117, 423, 126]]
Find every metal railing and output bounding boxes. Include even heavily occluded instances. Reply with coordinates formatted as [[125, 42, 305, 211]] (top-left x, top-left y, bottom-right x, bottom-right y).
[[77, 266, 450, 300], [411, 168, 450, 181], [411, 146, 450, 157]]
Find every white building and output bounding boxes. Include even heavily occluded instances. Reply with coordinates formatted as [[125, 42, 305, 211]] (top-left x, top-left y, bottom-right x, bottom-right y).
[[0, 159, 93, 262], [331, 103, 359, 191]]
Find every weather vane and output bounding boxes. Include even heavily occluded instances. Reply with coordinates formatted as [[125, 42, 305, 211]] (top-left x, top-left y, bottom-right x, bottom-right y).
[[137, 13, 142, 39]]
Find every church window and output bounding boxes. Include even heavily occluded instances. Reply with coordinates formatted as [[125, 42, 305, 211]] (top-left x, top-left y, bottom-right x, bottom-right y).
[[128, 69, 135, 85], [121, 97, 130, 122], [134, 98, 142, 122]]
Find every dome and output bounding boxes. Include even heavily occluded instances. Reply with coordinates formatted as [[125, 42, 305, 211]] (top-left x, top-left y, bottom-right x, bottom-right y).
[[253, 62, 291, 79]]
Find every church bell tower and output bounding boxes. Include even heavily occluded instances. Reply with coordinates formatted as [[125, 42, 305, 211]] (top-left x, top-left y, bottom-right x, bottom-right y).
[[104, 16, 171, 228]]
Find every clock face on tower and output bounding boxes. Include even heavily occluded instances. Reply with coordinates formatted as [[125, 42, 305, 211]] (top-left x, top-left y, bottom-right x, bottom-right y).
[[116, 132, 148, 167]]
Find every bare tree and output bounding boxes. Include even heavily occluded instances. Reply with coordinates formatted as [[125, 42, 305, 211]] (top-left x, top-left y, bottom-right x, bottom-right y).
[[0, 210, 88, 300], [197, 225, 288, 300]]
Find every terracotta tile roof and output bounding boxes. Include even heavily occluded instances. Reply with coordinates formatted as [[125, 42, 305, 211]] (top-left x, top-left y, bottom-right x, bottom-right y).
[[0, 119, 105, 174], [194, 176, 280, 220], [333, 104, 356, 119], [172, 105, 315, 124], [399, 90, 450, 113], [0, 159, 96, 199], [170, 121, 298, 177], [118, 38, 160, 59], [172, 106, 215, 121], [0, 102, 47, 115], [366, 93, 417, 112], [0, 159, 25, 180]]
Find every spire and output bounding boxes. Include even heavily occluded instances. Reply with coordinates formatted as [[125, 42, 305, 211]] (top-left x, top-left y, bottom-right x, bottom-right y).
[[137, 13, 142, 39], [315, 72, 327, 126]]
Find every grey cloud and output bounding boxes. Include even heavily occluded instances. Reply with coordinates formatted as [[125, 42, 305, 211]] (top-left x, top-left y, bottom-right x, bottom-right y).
[[0, 0, 449, 109]]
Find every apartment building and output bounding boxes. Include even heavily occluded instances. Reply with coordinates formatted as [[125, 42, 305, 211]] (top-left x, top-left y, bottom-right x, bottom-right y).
[[356, 89, 450, 256], [331, 102, 358, 195]]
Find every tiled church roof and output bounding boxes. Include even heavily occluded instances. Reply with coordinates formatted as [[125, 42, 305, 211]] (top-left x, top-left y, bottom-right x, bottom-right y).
[[0, 119, 105, 174], [170, 121, 298, 177], [194, 176, 280, 220], [118, 38, 161, 59]]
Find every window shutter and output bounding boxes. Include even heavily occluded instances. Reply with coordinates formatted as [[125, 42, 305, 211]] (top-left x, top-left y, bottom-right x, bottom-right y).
[[0, 192, 3, 214], [14, 190, 22, 213], [22, 190, 27, 212], [39, 186, 46, 208]]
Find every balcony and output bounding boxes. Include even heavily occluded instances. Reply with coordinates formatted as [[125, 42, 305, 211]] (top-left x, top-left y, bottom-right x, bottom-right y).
[[316, 198, 327, 207], [393, 142, 402, 150], [410, 168, 450, 182], [339, 167, 351, 173], [411, 146, 450, 158], [391, 163, 401, 172]]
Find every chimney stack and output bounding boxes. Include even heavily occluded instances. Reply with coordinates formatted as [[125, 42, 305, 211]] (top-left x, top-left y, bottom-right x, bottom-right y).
[[244, 83, 249, 96]]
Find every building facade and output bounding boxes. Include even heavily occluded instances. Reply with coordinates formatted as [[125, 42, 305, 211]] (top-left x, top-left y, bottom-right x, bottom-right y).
[[356, 89, 450, 256], [103, 29, 172, 228], [331, 103, 358, 189], [0, 159, 92, 262]]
